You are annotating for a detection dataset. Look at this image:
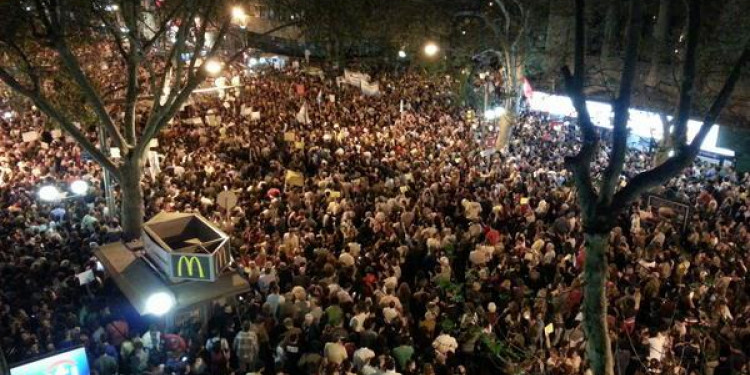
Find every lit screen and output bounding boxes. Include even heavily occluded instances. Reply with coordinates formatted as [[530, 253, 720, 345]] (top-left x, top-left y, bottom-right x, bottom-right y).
[[528, 92, 734, 157], [10, 347, 90, 375]]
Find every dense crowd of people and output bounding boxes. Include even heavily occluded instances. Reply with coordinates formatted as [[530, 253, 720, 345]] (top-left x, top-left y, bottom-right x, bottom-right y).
[[1, 60, 748, 375]]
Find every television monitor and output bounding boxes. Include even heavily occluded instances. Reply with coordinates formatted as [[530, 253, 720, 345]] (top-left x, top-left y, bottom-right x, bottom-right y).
[[10, 346, 90, 375]]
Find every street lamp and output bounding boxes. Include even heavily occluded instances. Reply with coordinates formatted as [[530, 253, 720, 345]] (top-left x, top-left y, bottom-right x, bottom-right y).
[[38, 185, 61, 202], [398, 50, 407, 59], [424, 42, 439, 57], [204, 59, 223, 75], [231, 6, 247, 27], [145, 292, 175, 316], [231, 6, 245, 19], [70, 180, 89, 196]]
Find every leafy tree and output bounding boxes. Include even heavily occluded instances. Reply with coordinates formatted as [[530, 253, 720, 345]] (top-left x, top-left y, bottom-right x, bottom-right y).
[[562, 0, 748, 374]]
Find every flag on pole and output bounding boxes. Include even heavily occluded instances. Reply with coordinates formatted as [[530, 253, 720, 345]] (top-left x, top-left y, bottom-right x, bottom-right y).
[[296, 103, 311, 124]]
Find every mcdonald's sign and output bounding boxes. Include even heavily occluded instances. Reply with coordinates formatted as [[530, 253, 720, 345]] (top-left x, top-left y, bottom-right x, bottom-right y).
[[171, 254, 213, 281]]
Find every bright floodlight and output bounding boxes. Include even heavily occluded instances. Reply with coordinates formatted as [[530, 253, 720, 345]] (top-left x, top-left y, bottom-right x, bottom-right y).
[[204, 60, 223, 75], [424, 43, 439, 57], [38, 185, 61, 202], [70, 180, 89, 196], [231, 6, 245, 19], [484, 109, 497, 120], [248, 57, 259, 66], [145, 292, 175, 316], [484, 107, 506, 120], [398, 50, 407, 58]]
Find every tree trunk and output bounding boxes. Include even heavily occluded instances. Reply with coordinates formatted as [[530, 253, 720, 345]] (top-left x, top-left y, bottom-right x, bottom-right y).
[[119, 159, 144, 241], [652, 117, 673, 166], [495, 98, 517, 149], [646, 0, 672, 87], [600, 0, 621, 60], [583, 232, 615, 375]]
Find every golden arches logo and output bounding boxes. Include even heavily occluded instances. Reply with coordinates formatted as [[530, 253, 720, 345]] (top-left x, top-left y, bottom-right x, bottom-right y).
[[176, 256, 205, 278]]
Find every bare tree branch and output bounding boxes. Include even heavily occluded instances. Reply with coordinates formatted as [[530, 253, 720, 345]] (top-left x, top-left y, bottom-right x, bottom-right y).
[[599, 0, 642, 204], [142, 0, 189, 51], [672, 0, 700, 146], [562, 0, 599, 218], [52, 38, 130, 150], [119, 0, 142, 146], [146, 0, 199, 123], [611, 41, 749, 214], [92, 1, 130, 62], [0, 66, 120, 176], [0, 40, 41, 92], [509, 0, 528, 52], [494, 0, 511, 37], [453, 11, 505, 47], [35, 0, 130, 151], [689, 42, 749, 150]]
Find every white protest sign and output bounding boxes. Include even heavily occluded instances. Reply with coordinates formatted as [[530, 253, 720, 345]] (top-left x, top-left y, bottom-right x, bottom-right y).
[[251, 111, 261, 121], [217, 190, 238, 210], [22, 131, 39, 143], [149, 139, 159, 148], [344, 70, 370, 86], [183, 117, 203, 125], [110, 147, 121, 158], [76, 269, 96, 286], [361, 81, 380, 96]]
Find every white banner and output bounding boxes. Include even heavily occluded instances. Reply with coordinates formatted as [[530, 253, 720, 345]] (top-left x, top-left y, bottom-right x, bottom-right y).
[[361, 81, 380, 96], [344, 70, 370, 86]]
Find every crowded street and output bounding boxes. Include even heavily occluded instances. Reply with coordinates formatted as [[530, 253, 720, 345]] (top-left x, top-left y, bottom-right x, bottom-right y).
[[1, 60, 748, 375]]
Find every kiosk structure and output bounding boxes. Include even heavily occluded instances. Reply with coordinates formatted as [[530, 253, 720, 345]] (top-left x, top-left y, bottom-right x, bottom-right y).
[[95, 212, 249, 327]]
